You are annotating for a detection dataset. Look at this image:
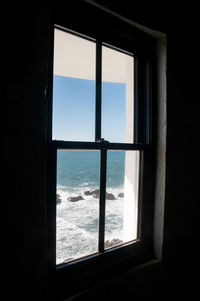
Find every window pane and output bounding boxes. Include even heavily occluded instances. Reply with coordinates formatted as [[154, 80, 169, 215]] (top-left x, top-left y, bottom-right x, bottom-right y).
[[56, 150, 100, 264], [105, 151, 139, 249], [53, 29, 96, 142], [102, 46, 134, 143]]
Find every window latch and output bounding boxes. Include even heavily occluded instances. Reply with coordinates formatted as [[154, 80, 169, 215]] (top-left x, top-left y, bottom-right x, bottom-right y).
[[96, 138, 109, 143]]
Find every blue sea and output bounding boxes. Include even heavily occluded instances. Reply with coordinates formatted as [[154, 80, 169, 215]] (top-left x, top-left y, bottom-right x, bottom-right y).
[[56, 150, 126, 264]]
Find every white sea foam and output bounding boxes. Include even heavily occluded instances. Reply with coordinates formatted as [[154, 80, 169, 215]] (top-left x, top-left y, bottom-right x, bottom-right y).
[[56, 185, 125, 264]]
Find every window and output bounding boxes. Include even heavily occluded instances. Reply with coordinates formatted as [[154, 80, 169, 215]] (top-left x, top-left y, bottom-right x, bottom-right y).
[[47, 5, 156, 299], [53, 27, 141, 265]]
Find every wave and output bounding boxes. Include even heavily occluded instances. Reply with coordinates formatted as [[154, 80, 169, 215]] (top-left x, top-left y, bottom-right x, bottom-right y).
[[56, 184, 125, 264], [56, 216, 98, 264]]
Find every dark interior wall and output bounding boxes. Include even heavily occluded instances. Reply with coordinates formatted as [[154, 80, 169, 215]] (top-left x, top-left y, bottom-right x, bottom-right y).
[[13, 2, 200, 300], [161, 16, 200, 298]]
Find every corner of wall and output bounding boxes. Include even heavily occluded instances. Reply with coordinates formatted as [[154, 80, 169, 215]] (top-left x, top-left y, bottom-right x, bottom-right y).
[[153, 35, 167, 260]]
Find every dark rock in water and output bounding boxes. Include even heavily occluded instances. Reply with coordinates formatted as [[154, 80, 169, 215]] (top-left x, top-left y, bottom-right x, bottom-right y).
[[92, 190, 116, 200], [106, 192, 116, 200], [118, 193, 124, 198], [67, 196, 84, 202], [84, 190, 92, 196], [105, 238, 123, 248], [91, 189, 100, 196], [84, 189, 99, 198], [56, 194, 61, 204], [90, 189, 100, 199], [85, 189, 116, 200]]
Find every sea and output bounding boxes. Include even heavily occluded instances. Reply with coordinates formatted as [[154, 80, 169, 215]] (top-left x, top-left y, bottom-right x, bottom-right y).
[[56, 150, 126, 264]]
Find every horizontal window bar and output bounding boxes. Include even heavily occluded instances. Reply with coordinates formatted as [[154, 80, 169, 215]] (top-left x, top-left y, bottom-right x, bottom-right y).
[[50, 140, 148, 150], [102, 41, 134, 57], [56, 238, 144, 270], [54, 24, 96, 43]]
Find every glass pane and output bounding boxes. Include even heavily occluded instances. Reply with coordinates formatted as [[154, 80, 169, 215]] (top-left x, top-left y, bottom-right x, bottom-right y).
[[102, 46, 134, 143], [56, 150, 100, 264], [53, 29, 96, 142], [105, 151, 139, 249]]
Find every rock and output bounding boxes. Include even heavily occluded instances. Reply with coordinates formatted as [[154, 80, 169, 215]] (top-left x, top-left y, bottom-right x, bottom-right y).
[[67, 196, 84, 202], [56, 194, 61, 204], [106, 192, 116, 200], [105, 238, 123, 248], [92, 191, 116, 200], [84, 189, 116, 200], [84, 190, 92, 196], [118, 193, 124, 198], [91, 189, 100, 196], [90, 189, 100, 199]]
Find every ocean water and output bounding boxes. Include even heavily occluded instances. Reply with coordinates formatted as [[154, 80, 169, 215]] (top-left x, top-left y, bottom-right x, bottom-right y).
[[56, 150, 126, 264]]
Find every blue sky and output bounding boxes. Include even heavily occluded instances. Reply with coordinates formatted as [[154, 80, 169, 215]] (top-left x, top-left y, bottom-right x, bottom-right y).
[[53, 75, 126, 142]]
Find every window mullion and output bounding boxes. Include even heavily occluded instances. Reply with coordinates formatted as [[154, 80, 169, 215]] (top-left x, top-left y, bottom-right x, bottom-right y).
[[98, 149, 107, 253], [95, 40, 102, 141]]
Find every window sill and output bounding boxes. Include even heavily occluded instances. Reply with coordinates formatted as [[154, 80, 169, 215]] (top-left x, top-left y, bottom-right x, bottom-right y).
[[51, 240, 155, 300]]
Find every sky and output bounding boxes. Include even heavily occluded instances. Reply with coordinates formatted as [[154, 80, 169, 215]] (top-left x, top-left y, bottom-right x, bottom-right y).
[[53, 29, 134, 143], [52, 75, 126, 143]]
